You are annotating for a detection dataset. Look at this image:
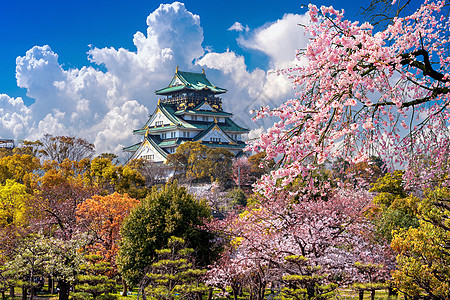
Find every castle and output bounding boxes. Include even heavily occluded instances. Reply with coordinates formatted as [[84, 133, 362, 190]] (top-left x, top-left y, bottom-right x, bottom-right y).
[[124, 68, 249, 163]]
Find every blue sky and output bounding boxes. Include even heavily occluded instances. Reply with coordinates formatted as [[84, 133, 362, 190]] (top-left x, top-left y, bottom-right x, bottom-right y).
[[0, 0, 424, 156], [0, 0, 370, 102]]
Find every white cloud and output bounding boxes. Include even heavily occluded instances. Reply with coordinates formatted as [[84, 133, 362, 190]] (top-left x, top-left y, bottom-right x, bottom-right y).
[[239, 13, 310, 68], [247, 126, 266, 140], [228, 22, 249, 32], [9, 2, 204, 155], [0, 94, 32, 138], [197, 50, 292, 130], [197, 12, 311, 129], [0, 2, 307, 159]]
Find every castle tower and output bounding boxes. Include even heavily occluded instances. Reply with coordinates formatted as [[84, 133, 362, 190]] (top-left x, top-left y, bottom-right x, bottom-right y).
[[124, 68, 249, 163]]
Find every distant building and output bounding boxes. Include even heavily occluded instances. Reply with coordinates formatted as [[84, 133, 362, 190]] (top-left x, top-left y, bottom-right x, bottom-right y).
[[0, 139, 14, 149], [124, 68, 249, 163]]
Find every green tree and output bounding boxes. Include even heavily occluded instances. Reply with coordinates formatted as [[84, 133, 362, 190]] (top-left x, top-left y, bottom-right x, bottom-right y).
[[205, 148, 234, 185], [0, 179, 31, 228], [279, 255, 337, 300], [117, 182, 213, 288], [247, 152, 274, 180], [369, 171, 419, 242], [226, 187, 247, 209], [144, 236, 207, 300], [45, 234, 88, 300], [0, 263, 16, 300], [72, 254, 115, 300], [87, 157, 147, 199], [166, 142, 209, 182], [0, 154, 40, 189], [391, 187, 450, 299], [5, 234, 51, 300], [352, 262, 387, 300]]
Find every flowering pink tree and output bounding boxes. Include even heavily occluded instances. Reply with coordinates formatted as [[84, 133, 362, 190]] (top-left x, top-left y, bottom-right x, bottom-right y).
[[248, 0, 450, 196], [204, 2, 450, 297], [206, 188, 395, 299]]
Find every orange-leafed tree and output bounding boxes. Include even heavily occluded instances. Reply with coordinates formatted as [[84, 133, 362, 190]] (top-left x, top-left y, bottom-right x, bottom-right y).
[[76, 193, 140, 275]]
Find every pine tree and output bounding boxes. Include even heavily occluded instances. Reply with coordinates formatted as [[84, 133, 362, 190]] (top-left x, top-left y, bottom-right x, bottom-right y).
[[279, 255, 337, 300], [144, 236, 207, 300], [72, 254, 115, 300]]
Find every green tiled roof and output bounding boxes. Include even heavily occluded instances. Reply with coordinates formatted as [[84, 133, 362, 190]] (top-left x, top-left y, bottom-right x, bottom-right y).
[[133, 102, 248, 134], [175, 109, 232, 116], [158, 139, 180, 147], [200, 141, 247, 149], [133, 125, 178, 134], [156, 70, 227, 95], [192, 123, 245, 148], [135, 102, 199, 132], [146, 135, 168, 158], [160, 103, 198, 129], [219, 118, 249, 132], [123, 142, 141, 152], [192, 123, 217, 141]]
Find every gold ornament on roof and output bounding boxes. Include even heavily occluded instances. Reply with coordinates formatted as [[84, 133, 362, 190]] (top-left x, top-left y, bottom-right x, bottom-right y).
[[214, 116, 217, 124], [176, 65, 179, 73], [202, 68, 205, 74]]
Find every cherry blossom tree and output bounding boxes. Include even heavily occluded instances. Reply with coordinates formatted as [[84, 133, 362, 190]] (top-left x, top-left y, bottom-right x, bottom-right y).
[[207, 2, 449, 297], [249, 0, 450, 196], [206, 189, 395, 299]]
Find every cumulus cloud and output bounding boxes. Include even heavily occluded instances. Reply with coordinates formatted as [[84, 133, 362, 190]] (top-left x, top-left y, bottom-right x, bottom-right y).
[[228, 22, 249, 32], [238, 13, 310, 68], [0, 2, 308, 158], [197, 50, 292, 130], [0, 94, 32, 138], [6, 2, 203, 155], [196, 13, 311, 129]]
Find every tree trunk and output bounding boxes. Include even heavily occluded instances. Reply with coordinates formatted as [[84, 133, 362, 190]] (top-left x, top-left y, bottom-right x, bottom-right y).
[[48, 277, 53, 294], [58, 280, 71, 300], [121, 278, 128, 296], [1, 291, 6, 300], [232, 286, 238, 300], [259, 282, 266, 300], [21, 286, 27, 300], [141, 287, 146, 300], [359, 290, 364, 300], [207, 287, 213, 300], [306, 283, 315, 299], [9, 286, 15, 297], [388, 286, 397, 298], [371, 289, 375, 300]]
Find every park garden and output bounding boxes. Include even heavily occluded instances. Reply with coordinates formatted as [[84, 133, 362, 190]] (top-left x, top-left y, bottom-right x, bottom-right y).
[[1, 0, 450, 299]]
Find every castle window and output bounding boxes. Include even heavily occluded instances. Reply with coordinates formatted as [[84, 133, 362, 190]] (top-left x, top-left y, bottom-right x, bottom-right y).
[[202, 116, 208, 121], [183, 132, 190, 138], [192, 116, 197, 121], [171, 132, 175, 138], [143, 154, 155, 161], [210, 137, 221, 142], [155, 121, 163, 126]]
